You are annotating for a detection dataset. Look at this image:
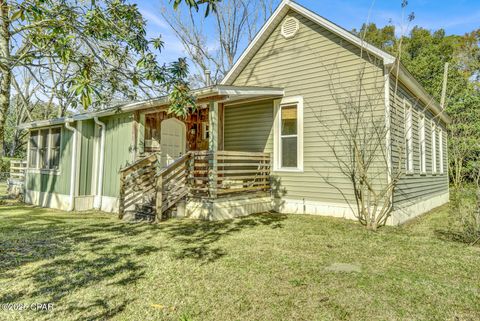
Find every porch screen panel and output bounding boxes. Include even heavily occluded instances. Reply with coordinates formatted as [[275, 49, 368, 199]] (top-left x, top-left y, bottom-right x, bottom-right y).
[[145, 113, 162, 152], [39, 129, 49, 169], [29, 131, 39, 168], [50, 128, 61, 169], [281, 105, 298, 168]]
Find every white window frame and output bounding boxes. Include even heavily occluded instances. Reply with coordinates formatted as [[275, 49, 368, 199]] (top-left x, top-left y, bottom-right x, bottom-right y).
[[404, 100, 413, 173], [439, 128, 444, 174], [431, 121, 437, 174], [419, 113, 426, 174], [27, 126, 62, 173], [273, 96, 304, 172]]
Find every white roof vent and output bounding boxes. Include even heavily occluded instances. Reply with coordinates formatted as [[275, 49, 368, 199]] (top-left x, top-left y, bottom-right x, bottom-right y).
[[281, 17, 300, 39]]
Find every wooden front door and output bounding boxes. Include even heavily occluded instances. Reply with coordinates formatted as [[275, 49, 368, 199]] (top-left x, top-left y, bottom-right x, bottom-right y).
[[160, 118, 186, 167]]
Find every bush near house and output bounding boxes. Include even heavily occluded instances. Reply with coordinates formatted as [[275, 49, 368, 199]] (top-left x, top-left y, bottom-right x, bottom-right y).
[[0, 198, 479, 321]]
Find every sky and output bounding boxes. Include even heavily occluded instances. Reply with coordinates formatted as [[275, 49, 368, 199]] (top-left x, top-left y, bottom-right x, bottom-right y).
[[136, 0, 480, 65]]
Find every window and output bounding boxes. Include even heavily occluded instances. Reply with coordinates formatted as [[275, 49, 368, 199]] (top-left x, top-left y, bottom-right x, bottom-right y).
[[50, 128, 61, 169], [419, 113, 426, 173], [144, 112, 162, 152], [28, 131, 39, 168], [431, 122, 437, 174], [28, 127, 62, 170], [439, 128, 444, 174], [404, 101, 413, 173], [202, 122, 209, 140], [274, 96, 303, 171], [39, 129, 49, 169]]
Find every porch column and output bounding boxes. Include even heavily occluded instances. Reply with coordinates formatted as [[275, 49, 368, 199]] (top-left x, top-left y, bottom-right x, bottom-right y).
[[208, 101, 219, 199], [208, 101, 219, 151]]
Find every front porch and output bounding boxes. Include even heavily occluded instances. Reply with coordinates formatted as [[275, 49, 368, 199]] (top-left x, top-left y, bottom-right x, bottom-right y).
[[118, 150, 272, 221], [119, 85, 283, 221]]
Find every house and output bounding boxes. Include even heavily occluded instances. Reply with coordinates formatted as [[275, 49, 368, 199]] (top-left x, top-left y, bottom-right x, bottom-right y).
[[18, 0, 450, 224]]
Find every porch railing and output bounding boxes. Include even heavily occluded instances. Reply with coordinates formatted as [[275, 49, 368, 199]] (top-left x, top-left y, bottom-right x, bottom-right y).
[[119, 150, 271, 220], [191, 150, 271, 199], [156, 152, 192, 217], [118, 154, 158, 218]]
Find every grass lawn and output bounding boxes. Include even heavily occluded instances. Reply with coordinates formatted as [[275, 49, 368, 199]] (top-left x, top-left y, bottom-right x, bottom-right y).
[[0, 199, 479, 320]]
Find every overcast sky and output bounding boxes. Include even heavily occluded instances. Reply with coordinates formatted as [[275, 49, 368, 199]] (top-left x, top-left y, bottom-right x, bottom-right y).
[[137, 0, 480, 65]]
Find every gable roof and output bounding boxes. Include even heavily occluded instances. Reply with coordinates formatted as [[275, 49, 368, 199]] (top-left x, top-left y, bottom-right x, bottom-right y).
[[221, 0, 450, 124]]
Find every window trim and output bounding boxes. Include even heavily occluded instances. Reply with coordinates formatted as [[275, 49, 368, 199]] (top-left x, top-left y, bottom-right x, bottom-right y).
[[431, 121, 437, 174], [419, 113, 426, 174], [27, 126, 63, 173], [273, 96, 304, 172], [404, 100, 414, 174], [439, 127, 444, 174]]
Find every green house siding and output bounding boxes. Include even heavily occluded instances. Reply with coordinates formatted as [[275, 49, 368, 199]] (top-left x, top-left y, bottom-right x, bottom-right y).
[[224, 100, 274, 153], [390, 80, 449, 206], [26, 127, 73, 195], [228, 10, 387, 204], [78, 120, 95, 196], [102, 113, 134, 197]]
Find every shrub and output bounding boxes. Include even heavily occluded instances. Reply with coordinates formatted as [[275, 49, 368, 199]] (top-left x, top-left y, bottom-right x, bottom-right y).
[[444, 186, 480, 244]]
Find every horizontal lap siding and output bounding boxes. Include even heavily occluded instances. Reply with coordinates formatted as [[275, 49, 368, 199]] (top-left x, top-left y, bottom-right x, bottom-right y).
[[102, 113, 134, 197], [26, 127, 72, 195], [224, 101, 274, 153], [390, 80, 449, 206], [229, 10, 387, 204]]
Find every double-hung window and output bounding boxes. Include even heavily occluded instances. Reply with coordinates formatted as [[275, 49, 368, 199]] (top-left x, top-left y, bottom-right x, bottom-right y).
[[404, 100, 413, 173], [419, 113, 426, 173], [274, 96, 303, 171], [431, 122, 437, 174], [28, 127, 62, 171]]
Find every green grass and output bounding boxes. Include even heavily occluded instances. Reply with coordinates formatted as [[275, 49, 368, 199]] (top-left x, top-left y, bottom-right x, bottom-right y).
[[0, 203, 479, 321]]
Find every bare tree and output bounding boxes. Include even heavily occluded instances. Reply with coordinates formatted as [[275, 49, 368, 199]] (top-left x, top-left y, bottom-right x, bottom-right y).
[[162, 0, 279, 86]]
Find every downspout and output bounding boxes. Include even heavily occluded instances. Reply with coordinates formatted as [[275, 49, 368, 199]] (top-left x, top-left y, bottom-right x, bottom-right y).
[[65, 120, 78, 212], [93, 117, 106, 210]]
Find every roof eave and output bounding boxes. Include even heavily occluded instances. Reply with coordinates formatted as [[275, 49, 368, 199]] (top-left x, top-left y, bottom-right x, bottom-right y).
[[18, 86, 285, 130], [390, 63, 451, 124]]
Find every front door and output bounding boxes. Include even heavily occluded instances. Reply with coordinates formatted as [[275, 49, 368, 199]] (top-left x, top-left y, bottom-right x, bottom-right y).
[[160, 118, 186, 167]]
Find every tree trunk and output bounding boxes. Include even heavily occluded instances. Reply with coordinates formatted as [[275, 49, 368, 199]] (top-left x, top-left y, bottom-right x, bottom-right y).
[[0, 70, 11, 157], [0, 0, 11, 157]]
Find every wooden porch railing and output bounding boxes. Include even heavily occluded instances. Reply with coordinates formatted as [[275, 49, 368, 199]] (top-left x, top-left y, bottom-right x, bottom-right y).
[[155, 153, 192, 218], [118, 154, 158, 218], [190, 150, 271, 199], [119, 150, 271, 220]]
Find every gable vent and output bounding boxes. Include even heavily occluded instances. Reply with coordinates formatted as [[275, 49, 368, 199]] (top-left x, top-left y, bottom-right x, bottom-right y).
[[281, 17, 300, 39]]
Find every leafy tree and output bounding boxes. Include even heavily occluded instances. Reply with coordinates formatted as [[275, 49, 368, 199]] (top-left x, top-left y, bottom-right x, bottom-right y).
[[355, 23, 480, 184], [0, 0, 218, 156]]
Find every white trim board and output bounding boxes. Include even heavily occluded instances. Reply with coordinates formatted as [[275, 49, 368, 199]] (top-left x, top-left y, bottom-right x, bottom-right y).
[[25, 190, 71, 211], [274, 193, 449, 226], [101, 196, 120, 213], [390, 192, 449, 225], [273, 96, 304, 172]]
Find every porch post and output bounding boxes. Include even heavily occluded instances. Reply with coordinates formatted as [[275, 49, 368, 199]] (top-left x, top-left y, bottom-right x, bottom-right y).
[[208, 101, 219, 199]]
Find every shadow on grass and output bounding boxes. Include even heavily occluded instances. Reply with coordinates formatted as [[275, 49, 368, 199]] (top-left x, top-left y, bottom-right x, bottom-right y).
[[161, 212, 286, 263], [0, 208, 286, 320]]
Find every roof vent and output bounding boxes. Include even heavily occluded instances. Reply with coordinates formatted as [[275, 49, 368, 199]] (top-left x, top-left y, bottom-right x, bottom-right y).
[[281, 17, 300, 39]]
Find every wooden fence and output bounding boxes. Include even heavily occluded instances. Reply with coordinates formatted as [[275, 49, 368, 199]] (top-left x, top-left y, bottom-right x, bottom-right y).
[[7, 160, 27, 197]]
